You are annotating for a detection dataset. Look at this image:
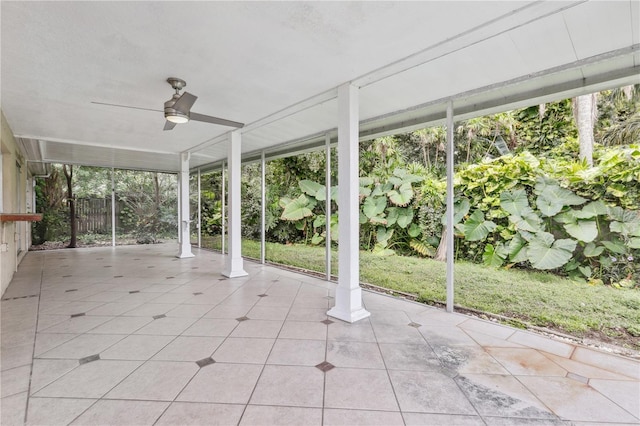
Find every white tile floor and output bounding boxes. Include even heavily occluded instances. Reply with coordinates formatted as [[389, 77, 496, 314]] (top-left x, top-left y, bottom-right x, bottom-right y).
[[1, 244, 639, 425]]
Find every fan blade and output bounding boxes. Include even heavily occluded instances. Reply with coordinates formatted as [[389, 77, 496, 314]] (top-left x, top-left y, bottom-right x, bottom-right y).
[[173, 92, 198, 114], [163, 120, 177, 131], [190, 112, 244, 128], [91, 101, 162, 113]]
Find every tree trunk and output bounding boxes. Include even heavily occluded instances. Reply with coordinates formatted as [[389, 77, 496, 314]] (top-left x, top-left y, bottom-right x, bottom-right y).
[[63, 164, 77, 248], [575, 94, 596, 167], [435, 227, 447, 262]]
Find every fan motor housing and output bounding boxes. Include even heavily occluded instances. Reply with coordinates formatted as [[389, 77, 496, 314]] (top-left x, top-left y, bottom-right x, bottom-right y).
[[164, 95, 189, 123]]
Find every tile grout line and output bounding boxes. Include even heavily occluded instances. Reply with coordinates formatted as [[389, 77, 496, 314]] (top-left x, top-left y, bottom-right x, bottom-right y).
[[234, 276, 304, 424], [368, 308, 407, 425], [23, 251, 47, 425], [321, 288, 331, 425]]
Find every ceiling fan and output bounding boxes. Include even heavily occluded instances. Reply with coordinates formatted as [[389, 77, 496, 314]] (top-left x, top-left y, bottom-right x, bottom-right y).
[[92, 77, 244, 131]]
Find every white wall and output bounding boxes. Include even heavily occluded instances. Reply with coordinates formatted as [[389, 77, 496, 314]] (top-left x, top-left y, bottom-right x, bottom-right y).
[[1, 110, 32, 296]]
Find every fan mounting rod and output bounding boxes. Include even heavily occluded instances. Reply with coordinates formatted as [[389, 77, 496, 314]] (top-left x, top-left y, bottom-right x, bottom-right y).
[[167, 77, 187, 93]]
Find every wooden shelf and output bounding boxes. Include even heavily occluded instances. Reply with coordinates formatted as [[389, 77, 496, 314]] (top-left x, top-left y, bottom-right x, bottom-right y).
[[0, 213, 43, 222]]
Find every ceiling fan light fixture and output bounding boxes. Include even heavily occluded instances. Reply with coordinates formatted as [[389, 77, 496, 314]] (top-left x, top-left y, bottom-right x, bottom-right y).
[[165, 112, 189, 124]]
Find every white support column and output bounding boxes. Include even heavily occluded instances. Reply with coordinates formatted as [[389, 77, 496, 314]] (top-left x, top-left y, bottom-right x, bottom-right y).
[[111, 168, 116, 247], [177, 152, 194, 258], [328, 83, 370, 323], [446, 101, 455, 312], [197, 168, 202, 248], [325, 133, 332, 281], [221, 160, 226, 255], [177, 173, 182, 245], [222, 131, 247, 277], [260, 151, 266, 264]]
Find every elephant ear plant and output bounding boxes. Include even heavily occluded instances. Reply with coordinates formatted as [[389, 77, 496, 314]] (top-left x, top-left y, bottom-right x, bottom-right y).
[[451, 175, 639, 287], [280, 169, 435, 258]]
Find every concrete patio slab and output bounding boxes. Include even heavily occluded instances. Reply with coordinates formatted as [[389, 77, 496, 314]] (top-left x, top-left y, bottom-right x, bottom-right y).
[[1, 244, 638, 425]]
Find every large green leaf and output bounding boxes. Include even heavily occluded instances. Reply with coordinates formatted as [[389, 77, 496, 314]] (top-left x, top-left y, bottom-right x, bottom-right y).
[[536, 196, 563, 217], [388, 182, 414, 206], [372, 243, 396, 257], [393, 168, 423, 184], [574, 200, 608, 219], [376, 227, 394, 243], [359, 177, 374, 187], [363, 196, 387, 219], [583, 242, 604, 257], [563, 220, 598, 243], [396, 207, 414, 229], [299, 180, 323, 197], [408, 223, 421, 238], [371, 184, 385, 197], [533, 176, 558, 196], [483, 243, 507, 268], [461, 209, 497, 241], [553, 211, 577, 224], [330, 214, 339, 241], [500, 189, 531, 217], [535, 179, 587, 217], [527, 233, 577, 270], [313, 214, 326, 228], [578, 265, 592, 278], [280, 194, 315, 221], [602, 239, 626, 254], [509, 212, 542, 233], [628, 238, 640, 249], [441, 198, 470, 226], [386, 207, 399, 227], [608, 208, 640, 237], [455, 199, 471, 224], [508, 233, 528, 263], [359, 212, 368, 224]]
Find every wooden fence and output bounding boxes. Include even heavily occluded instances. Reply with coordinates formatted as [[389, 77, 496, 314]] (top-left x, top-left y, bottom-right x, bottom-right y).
[[75, 198, 122, 233]]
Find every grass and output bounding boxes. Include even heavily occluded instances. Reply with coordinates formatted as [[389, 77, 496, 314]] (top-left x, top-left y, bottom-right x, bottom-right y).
[[202, 235, 640, 351]]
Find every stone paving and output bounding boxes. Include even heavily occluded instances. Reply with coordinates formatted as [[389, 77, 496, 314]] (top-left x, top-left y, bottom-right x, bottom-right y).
[[1, 244, 638, 425]]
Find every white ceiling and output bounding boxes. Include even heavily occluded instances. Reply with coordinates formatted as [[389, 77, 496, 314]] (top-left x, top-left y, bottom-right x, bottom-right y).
[[2, 1, 639, 174]]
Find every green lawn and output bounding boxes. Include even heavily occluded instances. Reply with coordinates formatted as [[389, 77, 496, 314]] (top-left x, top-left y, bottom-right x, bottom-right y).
[[200, 235, 640, 351]]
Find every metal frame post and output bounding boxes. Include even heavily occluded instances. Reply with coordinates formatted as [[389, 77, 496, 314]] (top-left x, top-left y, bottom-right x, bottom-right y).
[[325, 133, 332, 281], [260, 151, 266, 264], [446, 101, 455, 312], [111, 168, 116, 247], [197, 168, 202, 248], [221, 160, 226, 255]]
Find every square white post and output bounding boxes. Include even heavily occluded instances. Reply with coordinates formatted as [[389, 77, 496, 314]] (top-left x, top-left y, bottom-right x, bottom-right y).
[[222, 130, 247, 278], [177, 152, 194, 258], [328, 83, 370, 323]]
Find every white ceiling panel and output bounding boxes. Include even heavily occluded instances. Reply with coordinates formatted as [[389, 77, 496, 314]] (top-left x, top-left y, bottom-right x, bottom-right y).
[[1, 1, 637, 174], [563, 1, 635, 59], [507, 14, 578, 72]]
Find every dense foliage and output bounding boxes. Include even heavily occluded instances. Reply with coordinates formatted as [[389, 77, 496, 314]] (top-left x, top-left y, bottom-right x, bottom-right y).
[[209, 86, 639, 288], [33, 166, 178, 244]]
